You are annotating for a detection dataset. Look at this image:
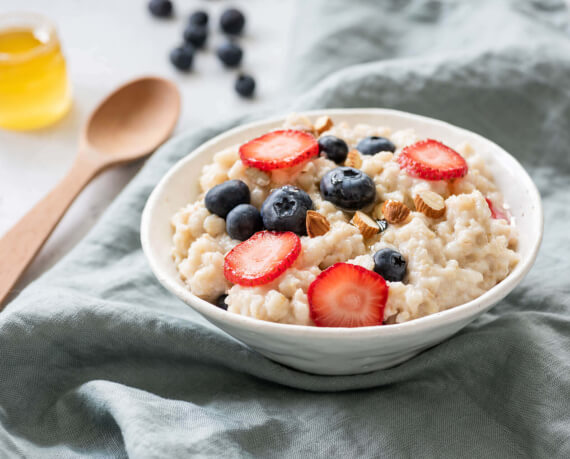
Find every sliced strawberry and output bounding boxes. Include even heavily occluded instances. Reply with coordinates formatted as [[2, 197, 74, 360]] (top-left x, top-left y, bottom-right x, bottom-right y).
[[397, 139, 468, 181], [485, 198, 510, 222], [308, 263, 388, 328], [239, 130, 319, 171], [224, 231, 301, 286]]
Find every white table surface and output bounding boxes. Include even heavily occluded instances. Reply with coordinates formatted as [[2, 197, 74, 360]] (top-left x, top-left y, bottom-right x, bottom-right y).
[[0, 0, 294, 298]]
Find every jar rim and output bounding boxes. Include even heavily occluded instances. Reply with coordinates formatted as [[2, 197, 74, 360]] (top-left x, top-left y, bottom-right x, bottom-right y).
[[0, 12, 58, 63]]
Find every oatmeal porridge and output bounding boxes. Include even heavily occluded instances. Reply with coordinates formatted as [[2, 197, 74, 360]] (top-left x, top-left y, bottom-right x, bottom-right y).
[[171, 113, 519, 327]]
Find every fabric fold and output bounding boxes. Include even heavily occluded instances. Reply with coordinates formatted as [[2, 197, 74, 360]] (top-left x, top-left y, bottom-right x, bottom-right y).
[[1, 0, 570, 457]]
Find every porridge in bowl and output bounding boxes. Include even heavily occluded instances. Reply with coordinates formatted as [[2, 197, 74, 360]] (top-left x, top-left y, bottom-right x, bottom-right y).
[[171, 114, 519, 327]]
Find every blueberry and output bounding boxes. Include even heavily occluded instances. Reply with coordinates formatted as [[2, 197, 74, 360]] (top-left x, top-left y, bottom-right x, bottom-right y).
[[373, 248, 407, 282], [189, 10, 208, 26], [205, 180, 250, 218], [318, 136, 349, 164], [377, 219, 389, 232], [216, 41, 243, 67], [261, 185, 313, 235], [235, 74, 255, 98], [320, 167, 376, 210], [183, 24, 208, 48], [215, 294, 228, 310], [148, 0, 173, 18], [226, 204, 263, 241], [169, 45, 193, 71], [280, 185, 313, 209], [356, 136, 396, 155], [220, 8, 245, 35]]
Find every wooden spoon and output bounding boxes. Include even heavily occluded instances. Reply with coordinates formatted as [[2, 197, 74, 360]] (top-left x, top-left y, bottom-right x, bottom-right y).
[[0, 76, 181, 308]]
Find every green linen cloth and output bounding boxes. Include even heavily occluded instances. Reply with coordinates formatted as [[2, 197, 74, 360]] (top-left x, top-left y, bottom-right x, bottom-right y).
[[2, 0, 570, 457]]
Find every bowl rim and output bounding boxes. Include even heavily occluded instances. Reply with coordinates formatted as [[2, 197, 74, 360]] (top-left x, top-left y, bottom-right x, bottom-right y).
[[141, 108, 543, 338]]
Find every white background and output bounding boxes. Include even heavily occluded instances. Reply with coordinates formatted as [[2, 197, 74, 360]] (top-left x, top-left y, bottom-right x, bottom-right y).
[[0, 0, 295, 296]]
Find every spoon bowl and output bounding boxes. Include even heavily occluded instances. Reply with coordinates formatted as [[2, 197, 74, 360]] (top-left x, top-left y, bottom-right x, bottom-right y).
[[83, 77, 180, 160]]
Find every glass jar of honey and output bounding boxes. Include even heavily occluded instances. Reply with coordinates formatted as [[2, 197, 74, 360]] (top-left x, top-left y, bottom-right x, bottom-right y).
[[0, 13, 71, 130]]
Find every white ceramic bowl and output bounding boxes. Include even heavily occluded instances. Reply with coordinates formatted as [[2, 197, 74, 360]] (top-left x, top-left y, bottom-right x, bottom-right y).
[[141, 109, 543, 375]]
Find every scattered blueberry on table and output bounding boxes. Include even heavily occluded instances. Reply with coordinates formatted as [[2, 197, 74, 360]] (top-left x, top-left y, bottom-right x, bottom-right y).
[[373, 248, 407, 282], [320, 167, 376, 210], [183, 24, 208, 48], [220, 8, 246, 35], [169, 45, 193, 71], [217, 41, 243, 67], [226, 204, 263, 241], [148, 0, 173, 18], [205, 179, 251, 218], [235, 74, 255, 97], [189, 10, 208, 26], [261, 185, 314, 235], [150, 3, 255, 96], [318, 135, 349, 164], [357, 136, 396, 155]]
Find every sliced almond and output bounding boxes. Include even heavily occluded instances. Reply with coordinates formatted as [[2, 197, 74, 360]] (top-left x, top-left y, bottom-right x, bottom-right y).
[[414, 190, 446, 218], [350, 211, 380, 239], [306, 210, 330, 237], [370, 205, 390, 230], [284, 114, 315, 135], [313, 116, 334, 135], [344, 149, 362, 169], [372, 203, 384, 220], [381, 200, 410, 224]]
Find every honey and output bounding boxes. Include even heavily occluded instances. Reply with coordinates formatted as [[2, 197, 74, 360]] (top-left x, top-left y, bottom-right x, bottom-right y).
[[0, 14, 71, 130]]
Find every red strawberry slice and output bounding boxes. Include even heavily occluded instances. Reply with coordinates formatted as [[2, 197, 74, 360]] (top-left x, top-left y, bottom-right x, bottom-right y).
[[224, 231, 301, 286], [308, 263, 388, 328], [397, 139, 468, 181], [239, 130, 319, 171], [485, 198, 510, 222]]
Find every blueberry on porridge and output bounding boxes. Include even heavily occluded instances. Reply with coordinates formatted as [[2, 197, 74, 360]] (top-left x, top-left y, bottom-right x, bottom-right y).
[[373, 248, 407, 283], [204, 179, 250, 218], [261, 185, 313, 235], [318, 135, 349, 164], [226, 204, 263, 241], [171, 114, 519, 327], [320, 167, 376, 210], [357, 136, 396, 155]]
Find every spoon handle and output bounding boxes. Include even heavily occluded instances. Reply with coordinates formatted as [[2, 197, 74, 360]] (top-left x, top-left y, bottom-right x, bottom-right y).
[[0, 156, 100, 308]]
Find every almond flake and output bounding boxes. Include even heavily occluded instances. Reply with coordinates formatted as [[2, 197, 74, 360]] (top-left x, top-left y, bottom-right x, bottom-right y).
[[313, 116, 334, 135], [344, 149, 362, 169], [414, 190, 446, 218], [381, 200, 410, 224], [350, 211, 380, 239], [372, 203, 384, 220], [306, 210, 330, 237]]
